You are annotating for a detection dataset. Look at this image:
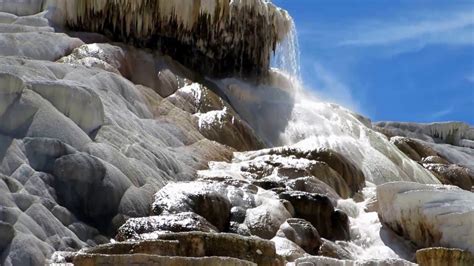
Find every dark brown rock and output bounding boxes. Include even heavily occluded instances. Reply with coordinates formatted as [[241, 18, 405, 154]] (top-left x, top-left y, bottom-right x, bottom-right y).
[[390, 137, 439, 161], [152, 183, 232, 232], [74, 253, 256, 266], [317, 238, 354, 260], [276, 218, 322, 255], [269, 147, 365, 197], [421, 156, 449, 165], [423, 164, 473, 191], [279, 191, 350, 241], [116, 212, 218, 241], [285, 177, 341, 206], [76, 232, 283, 265]]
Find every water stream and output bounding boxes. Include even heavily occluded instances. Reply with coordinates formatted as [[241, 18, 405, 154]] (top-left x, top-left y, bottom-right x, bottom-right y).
[[210, 16, 434, 262]]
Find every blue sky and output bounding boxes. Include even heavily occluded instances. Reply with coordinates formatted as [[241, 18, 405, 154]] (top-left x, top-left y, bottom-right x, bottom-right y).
[[273, 0, 474, 124]]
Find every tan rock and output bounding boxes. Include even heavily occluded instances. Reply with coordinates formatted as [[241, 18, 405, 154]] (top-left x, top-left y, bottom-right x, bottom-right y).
[[416, 247, 474, 266], [74, 254, 256, 266], [423, 163, 473, 191]]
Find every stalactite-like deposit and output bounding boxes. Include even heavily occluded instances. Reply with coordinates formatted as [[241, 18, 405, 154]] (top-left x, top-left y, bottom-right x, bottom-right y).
[[42, 0, 292, 78]]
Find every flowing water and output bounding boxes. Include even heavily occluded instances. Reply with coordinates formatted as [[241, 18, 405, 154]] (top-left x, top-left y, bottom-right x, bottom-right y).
[[210, 16, 436, 262]]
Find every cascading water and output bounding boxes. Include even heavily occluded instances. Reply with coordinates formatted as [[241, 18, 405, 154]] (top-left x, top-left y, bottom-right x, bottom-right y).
[[209, 14, 440, 263], [270, 18, 302, 85]]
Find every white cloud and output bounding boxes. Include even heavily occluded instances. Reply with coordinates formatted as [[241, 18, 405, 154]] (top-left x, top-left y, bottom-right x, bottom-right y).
[[309, 62, 362, 113], [429, 107, 454, 120], [339, 10, 474, 48]]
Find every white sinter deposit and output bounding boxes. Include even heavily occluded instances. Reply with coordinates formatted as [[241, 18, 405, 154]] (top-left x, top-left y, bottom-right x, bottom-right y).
[[210, 73, 440, 185], [377, 182, 474, 253], [1, 1, 472, 266], [376, 121, 474, 171], [6, 0, 292, 77]]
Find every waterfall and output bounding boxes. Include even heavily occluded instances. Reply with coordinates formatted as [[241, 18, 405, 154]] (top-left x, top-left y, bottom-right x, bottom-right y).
[[208, 10, 441, 262], [213, 15, 438, 185], [271, 18, 302, 85]]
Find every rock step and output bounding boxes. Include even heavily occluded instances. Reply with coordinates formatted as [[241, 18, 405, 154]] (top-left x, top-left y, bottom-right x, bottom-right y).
[[74, 254, 256, 266], [416, 247, 474, 266], [71, 232, 284, 266]]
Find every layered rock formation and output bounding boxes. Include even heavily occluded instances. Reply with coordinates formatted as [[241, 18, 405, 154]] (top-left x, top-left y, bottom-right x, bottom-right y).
[[376, 121, 474, 172], [0, 8, 268, 264], [377, 182, 474, 253], [416, 247, 474, 266], [376, 121, 474, 147], [1, 1, 473, 266], [213, 78, 441, 185], [390, 137, 474, 190], [2, 0, 292, 78], [56, 232, 283, 265]]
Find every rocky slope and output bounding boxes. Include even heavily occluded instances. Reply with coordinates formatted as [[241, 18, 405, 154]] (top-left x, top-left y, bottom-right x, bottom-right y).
[[1, 1, 473, 266]]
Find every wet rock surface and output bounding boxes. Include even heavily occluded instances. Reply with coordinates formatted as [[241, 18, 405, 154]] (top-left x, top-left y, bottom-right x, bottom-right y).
[[275, 218, 322, 255], [70, 232, 283, 266], [415, 247, 474, 266], [377, 182, 474, 253], [0, 13, 251, 264], [391, 136, 474, 190], [294, 256, 416, 266], [116, 212, 219, 241], [279, 191, 350, 241], [2, 2, 473, 266], [199, 146, 366, 200]]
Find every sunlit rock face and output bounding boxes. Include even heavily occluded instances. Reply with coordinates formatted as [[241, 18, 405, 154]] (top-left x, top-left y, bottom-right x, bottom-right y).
[[212, 77, 441, 185], [416, 247, 474, 266], [3, 0, 292, 78], [390, 137, 474, 190], [64, 232, 284, 266], [0, 12, 83, 61], [199, 146, 365, 200], [377, 182, 474, 253], [0, 40, 248, 266], [294, 256, 416, 266], [376, 122, 474, 173]]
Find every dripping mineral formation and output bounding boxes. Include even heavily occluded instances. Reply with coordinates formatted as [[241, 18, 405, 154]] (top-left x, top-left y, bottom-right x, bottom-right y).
[[10, 0, 292, 78], [0, 1, 473, 266]]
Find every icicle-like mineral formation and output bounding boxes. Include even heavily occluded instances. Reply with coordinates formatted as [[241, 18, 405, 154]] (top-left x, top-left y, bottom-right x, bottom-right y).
[[39, 0, 292, 78]]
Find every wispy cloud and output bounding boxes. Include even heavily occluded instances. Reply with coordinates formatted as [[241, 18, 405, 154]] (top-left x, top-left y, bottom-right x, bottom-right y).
[[467, 73, 474, 83], [339, 10, 474, 48], [309, 62, 362, 113], [429, 107, 454, 120]]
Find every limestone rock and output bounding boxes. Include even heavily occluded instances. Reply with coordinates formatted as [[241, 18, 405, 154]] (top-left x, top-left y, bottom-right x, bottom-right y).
[[116, 212, 218, 241], [279, 191, 350, 241], [275, 218, 322, 255], [200, 146, 365, 199], [77, 232, 282, 266], [377, 121, 473, 146], [317, 239, 354, 260], [390, 136, 438, 161], [422, 163, 473, 191], [152, 181, 231, 232], [377, 182, 474, 252], [169, 82, 265, 151], [285, 177, 341, 206], [416, 247, 474, 266], [390, 137, 473, 190], [53, 153, 133, 229], [0, 45, 235, 265], [151, 179, 292, 240], [74, 254, 256, 266], [295, 256, 416, 266], [420, 155, 449, 165], [53, 0, 292, 77], [271, 236, 307, 262]]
